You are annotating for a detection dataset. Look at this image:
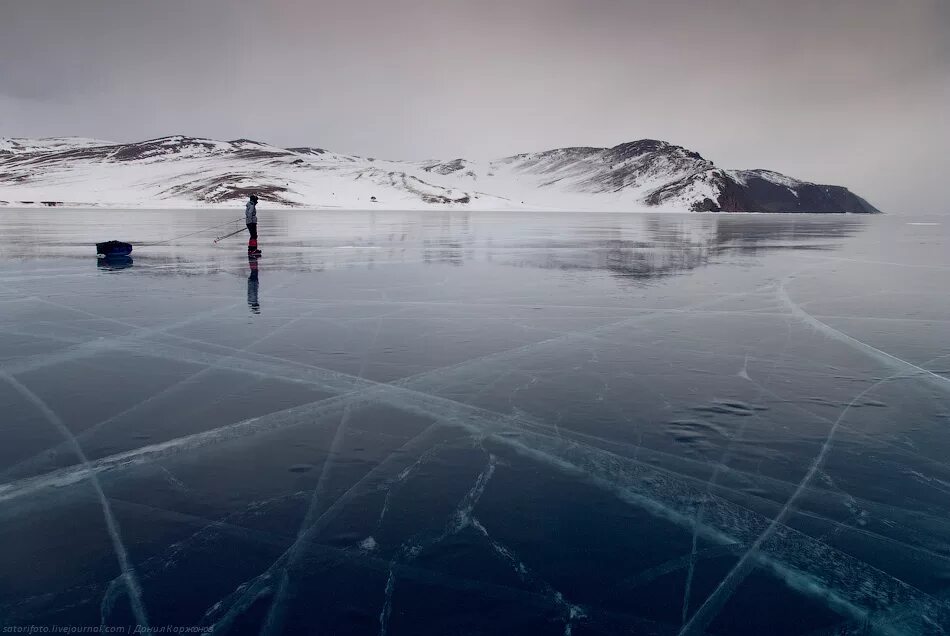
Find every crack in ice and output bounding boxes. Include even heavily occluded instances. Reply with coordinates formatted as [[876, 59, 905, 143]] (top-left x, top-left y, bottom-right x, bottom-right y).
[[379, 455, 497, 636], [471, 517, 585, 635], [259, 315, 386, 636], [0, 370, 152, 633], [675, 281, 950, 636]]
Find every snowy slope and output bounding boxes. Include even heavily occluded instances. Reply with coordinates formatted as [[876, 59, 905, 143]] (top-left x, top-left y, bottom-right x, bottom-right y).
[[0, 137, 115, 155], [0, 135, 880, 212]]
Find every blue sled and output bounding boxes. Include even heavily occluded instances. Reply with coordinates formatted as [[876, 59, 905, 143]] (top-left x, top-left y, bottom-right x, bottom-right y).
[[96, 241, 133, 257]]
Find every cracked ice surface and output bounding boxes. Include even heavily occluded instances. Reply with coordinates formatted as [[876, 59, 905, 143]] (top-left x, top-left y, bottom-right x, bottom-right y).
[[1, 209, 950, 635]]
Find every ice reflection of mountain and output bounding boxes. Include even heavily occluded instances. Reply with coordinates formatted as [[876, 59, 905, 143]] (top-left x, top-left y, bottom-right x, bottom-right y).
[[492, 214, 868, 281]]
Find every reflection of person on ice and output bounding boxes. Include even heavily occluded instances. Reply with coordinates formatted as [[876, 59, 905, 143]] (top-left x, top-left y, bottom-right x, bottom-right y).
[[245, 194, 261, 256], [247, 258, 260, 314]]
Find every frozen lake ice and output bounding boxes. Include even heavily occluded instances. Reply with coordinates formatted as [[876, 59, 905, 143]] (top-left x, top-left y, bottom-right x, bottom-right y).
[[0, 208, 949, 635]]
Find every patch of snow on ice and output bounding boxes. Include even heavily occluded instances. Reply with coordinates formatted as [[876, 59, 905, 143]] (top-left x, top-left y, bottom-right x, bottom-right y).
[[359, 536, 378, 551]]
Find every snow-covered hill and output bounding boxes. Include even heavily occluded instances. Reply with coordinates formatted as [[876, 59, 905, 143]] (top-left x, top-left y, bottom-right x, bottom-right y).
[[0, 137, 114, 155], [0, 135, 879, 213]]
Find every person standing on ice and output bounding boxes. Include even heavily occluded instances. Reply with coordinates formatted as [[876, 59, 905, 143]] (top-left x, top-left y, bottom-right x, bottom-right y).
[[245, 194, 261, 256]]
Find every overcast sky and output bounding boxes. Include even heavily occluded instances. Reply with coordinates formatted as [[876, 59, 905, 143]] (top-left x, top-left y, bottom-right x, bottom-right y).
[[2, 0, 947, 212]]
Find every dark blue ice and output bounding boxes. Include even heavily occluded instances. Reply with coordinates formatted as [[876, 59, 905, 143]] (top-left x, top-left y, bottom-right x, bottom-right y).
[[1, 209, 949, 635]]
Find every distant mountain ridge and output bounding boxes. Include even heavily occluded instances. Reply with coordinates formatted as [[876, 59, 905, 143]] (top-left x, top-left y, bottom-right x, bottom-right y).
[[0, 135, 880, 213]]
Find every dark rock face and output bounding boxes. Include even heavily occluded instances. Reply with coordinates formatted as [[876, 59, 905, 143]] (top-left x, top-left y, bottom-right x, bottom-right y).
[[702, 171, 880, 213], [817, 185, 880, 214], [421, 193, 471, 204], [160, 173, 296, 205], [606, 139, 704, 163], [287, 147, 327, 155], [422, 158, 470, 175]]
